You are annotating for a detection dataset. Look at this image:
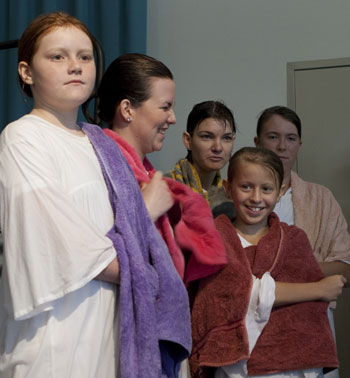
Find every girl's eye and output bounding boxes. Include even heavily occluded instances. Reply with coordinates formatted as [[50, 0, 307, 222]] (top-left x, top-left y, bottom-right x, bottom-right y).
[[223, 135, 234, 142], [241, 184, 251, 190], [262, 186, 273, 192], [287, 136, 297, 142], [200, 134, 213, 140]]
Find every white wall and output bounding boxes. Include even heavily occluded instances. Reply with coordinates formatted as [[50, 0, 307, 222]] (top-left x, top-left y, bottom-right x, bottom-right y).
[[146, 0, 350, 174]]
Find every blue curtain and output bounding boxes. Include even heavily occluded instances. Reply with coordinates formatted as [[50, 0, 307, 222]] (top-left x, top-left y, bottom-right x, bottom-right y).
[[0, 0, 147, 131]]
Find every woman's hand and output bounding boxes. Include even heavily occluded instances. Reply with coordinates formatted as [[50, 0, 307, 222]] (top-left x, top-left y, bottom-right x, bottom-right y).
[[141, 171, 174, 222]]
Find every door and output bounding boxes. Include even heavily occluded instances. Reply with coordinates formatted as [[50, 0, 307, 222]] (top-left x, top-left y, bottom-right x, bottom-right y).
[[288, 58, 350, 378]]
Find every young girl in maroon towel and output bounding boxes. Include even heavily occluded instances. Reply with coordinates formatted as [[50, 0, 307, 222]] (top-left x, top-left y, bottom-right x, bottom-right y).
[[190, 147, 346, 378]]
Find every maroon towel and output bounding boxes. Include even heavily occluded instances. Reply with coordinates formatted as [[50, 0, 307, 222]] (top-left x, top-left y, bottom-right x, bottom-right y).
[[190, 213, 338, 377]]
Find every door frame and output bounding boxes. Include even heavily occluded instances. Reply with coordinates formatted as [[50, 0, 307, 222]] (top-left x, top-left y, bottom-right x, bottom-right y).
[[287, 57, 350, 109], [286, 57, 350, 378]]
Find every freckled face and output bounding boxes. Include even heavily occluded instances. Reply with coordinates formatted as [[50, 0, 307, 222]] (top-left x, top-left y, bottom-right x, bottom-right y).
[[225, 161, 282, 230], [22, 26, 96, 111], [129, 78, 176, 158], [184, 118, 235, 175], [255, 114, 302, 173]]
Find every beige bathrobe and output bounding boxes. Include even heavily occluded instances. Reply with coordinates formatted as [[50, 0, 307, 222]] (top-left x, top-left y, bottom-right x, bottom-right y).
[[291, 171, 350, 263]]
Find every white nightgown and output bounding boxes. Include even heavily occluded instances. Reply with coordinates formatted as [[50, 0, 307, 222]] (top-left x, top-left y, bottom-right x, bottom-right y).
[[0, 115, 119, 378]]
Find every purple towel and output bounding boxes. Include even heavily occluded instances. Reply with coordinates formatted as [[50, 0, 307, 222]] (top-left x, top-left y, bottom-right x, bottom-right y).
[[81, 123, 192, 378]]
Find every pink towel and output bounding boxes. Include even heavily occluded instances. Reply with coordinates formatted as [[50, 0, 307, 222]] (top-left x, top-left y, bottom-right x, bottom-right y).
[[104, 129, 227, 285]]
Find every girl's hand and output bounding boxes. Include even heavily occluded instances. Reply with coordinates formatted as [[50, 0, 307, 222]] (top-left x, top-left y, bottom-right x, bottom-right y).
[[316, 274, 346, 302], [141, 171, 174, 222], [274, 274, 346, 307]]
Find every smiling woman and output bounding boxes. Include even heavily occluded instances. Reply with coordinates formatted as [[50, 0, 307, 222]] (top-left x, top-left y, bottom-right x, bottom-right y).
[[118, 76, 176, 158], [96, 54, 227, 288], [97, 53, 177, 221]]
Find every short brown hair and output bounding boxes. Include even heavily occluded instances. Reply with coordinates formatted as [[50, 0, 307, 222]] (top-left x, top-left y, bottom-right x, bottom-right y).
[[18, 11, 94, 97], [257, 106, 302, 139], [186, 100, 236, 135]]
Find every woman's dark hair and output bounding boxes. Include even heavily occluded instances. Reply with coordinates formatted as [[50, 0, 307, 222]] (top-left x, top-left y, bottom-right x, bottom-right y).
[[186, 100, 236, 135], [97, 53, 173, 125], [256, 106, 301, 138], [18, 11, 94, 98], [185, 100, 236, 161], [227, 146, 284, 189]]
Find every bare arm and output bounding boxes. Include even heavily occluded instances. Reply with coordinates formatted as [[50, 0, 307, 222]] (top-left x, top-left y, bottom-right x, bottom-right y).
[[95, 257, 120, 284], [318, 261, 350, 288], [274, 274, 346, 307]]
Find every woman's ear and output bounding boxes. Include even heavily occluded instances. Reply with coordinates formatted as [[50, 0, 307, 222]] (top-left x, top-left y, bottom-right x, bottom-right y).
[[277, 183, 287, 202], [119, 99, 133, 123], [253, 136, 260, 147], [223, 179, 232, 199], [182, 131, 192, 150], [18, 61, 33, 85]]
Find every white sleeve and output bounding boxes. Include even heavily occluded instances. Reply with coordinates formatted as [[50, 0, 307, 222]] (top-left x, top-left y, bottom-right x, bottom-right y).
[[0, 133, 116, 320]]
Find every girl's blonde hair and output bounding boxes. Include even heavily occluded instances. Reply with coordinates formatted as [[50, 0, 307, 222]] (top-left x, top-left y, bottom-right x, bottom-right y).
[[227, 146, 284, 188]]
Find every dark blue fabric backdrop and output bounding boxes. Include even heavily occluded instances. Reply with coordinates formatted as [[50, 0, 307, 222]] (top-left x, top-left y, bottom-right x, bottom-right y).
[[0, 0, 147, 130]]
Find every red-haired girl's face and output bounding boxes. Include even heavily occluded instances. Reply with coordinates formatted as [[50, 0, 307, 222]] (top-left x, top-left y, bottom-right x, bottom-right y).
[[19, 26, 96, 112]]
